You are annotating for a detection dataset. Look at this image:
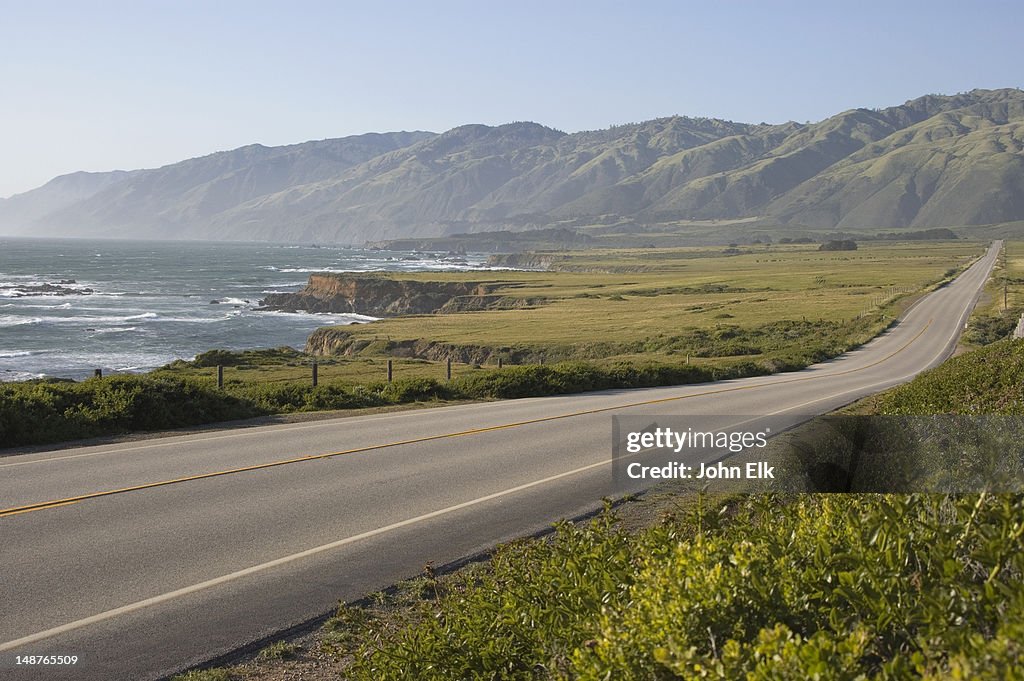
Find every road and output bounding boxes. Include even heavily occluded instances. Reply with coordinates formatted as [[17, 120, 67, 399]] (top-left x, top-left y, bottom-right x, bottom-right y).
[[0, 241, 1000, 680]]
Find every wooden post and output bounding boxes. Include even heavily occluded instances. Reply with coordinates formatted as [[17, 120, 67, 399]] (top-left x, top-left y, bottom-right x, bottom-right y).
[[312, 361, 318, 387], [217, 365, 224, 389], [387, 359, 393, 383], [94, 368, 102, 379], [446, 357, 452, 381], [498, 357, 503, 369]]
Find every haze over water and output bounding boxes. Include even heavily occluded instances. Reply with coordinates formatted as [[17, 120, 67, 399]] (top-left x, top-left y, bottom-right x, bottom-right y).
[[0, 238, 489, 381]]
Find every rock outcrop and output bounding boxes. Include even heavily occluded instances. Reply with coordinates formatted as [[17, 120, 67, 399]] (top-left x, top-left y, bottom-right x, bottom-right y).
[[0, 280, 93, 297], [259, 273, 542, 316]]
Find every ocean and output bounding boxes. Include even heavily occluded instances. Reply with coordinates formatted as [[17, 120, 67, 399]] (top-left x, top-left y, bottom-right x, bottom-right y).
[[0, 237, 491, 381]]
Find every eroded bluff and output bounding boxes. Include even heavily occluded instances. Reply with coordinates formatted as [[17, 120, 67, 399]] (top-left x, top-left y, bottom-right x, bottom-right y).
[[259, 273, 538, 316]]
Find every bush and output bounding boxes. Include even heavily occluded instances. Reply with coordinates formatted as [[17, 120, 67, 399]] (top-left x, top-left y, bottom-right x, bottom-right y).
[[380, 377, 451, 403], [879, 338, 1024, 415], [965, 310, 1022, 346], [348, 494, 1024, 680], [0, 376, 257, 446], [819, 240, 858, 251]]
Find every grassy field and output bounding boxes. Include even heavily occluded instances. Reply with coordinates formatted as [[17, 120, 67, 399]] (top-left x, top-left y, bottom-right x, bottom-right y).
[[156, 348, 482, 389], [962, 241, 1024, 346], [147, 241, 985, 390], [308, 241, 982, 364]]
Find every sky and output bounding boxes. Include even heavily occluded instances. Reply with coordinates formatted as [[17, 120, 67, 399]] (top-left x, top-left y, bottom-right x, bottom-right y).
[[1, 0, 1022, 198]]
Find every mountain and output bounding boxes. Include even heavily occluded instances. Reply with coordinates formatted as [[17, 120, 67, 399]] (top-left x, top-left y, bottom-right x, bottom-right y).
[[0, 170, 139, 232], [4, 89, 1024, 243], [0, 131, 434, 239]]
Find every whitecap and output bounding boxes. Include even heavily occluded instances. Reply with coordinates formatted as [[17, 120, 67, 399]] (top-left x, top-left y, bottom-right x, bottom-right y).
[[259, 310, 378, 323], [18, 302, 74, 310], [89, 327, 140, 335], [0, 350, 42, 358], [0, 315, 43, 327], [40, 312, 158, 325], [0, 370, 46, 382]]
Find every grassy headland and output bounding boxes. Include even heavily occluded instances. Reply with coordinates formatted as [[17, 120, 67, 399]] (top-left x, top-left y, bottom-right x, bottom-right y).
[[305, 241, 980, 365]]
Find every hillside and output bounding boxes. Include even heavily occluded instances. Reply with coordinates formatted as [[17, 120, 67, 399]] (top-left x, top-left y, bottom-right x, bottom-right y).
[[3, 89, 1024, 243]]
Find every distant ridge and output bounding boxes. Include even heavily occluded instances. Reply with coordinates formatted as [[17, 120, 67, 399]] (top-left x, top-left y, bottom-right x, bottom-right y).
[[2, 89, 1023, 243]]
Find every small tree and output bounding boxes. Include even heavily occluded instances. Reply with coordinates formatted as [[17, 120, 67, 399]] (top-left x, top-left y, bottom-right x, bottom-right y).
[[819, 240, 858, 251]]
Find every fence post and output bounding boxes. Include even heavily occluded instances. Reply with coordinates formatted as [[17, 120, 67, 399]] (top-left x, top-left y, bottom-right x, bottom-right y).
[[217, 365, 224, 389], [446, 357, 452, 381], [498, 357, 503, 369], [94, 368, 102, 379], [387, 359, 393, 383], [312, 361, 318, 387]]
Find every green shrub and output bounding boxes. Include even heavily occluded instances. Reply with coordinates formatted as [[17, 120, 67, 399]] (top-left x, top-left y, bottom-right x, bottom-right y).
[[879, 338, 1024, 415], [380, 377, 451, 403], [170, 669, 231, 681], [0, 376, 257, 447], [348, 494, 1024, 680], [965, 310, 1022, 346], [257, 641, 298, 661]]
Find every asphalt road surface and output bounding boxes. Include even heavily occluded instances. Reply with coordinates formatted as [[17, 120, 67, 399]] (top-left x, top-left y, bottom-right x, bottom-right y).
[[0, 241, 1000, 680]]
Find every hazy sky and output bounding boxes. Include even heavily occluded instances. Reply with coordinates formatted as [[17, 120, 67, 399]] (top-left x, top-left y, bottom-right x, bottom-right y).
[[2, 0, 1021, 197]]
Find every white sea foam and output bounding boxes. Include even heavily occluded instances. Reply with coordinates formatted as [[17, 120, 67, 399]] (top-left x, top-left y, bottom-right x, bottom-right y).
[[89, 327, 141, 334], [0, 370, 46, 382], [259, 310, 378, 323], [42, 312, 158, 325], [0, 315, 43, 327], [18, 302, 74, 310]]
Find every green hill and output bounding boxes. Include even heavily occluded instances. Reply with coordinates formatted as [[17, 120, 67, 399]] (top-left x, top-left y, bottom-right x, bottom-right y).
[[4, 89, 1024, 243]]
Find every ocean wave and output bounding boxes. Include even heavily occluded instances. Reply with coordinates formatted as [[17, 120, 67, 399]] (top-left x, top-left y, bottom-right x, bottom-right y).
[[88, 326, 140, 335], [259, 310, 378, 323], [0, 350, 45, 358], [42, 312, 159, 325], [0, 370, 46, 382], [17, 302, 74, 310], [0, 315, 43, 327]]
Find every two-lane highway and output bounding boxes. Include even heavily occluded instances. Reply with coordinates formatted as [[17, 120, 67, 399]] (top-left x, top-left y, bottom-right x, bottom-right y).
[[0, 241, 1000, 680]]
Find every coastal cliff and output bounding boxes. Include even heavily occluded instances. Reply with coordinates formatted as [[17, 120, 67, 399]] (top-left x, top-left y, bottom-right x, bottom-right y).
[[485, 252, 558, 270], [259, 273, 542, 316]]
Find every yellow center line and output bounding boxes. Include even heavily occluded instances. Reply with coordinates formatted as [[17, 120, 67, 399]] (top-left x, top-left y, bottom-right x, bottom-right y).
[[0, 315, 936, 520]]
